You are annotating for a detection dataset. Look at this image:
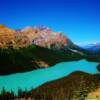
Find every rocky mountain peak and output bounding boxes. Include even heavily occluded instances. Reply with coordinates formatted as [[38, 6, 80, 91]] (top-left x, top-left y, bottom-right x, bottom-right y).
[[0, 25, 14, 48], [0, 25, 76, 50]]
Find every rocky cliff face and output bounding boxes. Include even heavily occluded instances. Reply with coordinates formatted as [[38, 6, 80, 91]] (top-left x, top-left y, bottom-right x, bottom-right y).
[[0, 25, 85, 56], [16, 26, 74, 49], [0, 25, 14, 48], [0, 25, 75, 49]]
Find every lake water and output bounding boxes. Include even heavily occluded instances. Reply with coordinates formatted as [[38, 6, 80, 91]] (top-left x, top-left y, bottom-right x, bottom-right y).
[[0, 60, 99, 94]]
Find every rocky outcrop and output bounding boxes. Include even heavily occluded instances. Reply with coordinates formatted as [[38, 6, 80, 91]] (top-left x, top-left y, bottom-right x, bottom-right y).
[[0, 25, 14, 48], [19, 26, 73, 49], [0, 25, 83, 54], [86, 88, 100, 99]]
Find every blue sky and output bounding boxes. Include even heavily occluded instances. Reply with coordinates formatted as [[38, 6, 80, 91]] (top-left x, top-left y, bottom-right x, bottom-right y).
[[0, 0, 100, 44]]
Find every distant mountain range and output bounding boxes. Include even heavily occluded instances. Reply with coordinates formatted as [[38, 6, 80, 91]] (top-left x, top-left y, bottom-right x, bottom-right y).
[[82, 43, 100, 54], [0, 24, 99, 57], [80, 43, 100, 63]]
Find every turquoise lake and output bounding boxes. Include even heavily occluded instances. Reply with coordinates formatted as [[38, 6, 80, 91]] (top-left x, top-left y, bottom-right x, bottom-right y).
[[0, 60, 99, 94]]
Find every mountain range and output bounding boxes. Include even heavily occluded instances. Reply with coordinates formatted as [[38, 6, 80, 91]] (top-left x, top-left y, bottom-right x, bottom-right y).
[[0, 24, 99, 57], [0, 24, 100, 75], [0, 24, 84, 54], [0, 25, 71, 48], [82, 43, 100, 54]]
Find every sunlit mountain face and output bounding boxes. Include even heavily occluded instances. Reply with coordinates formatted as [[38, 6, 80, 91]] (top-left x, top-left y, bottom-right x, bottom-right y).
[[0, 24, 84, 55], [0, 25, 72, 48], [15, 26, 72, 49]]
